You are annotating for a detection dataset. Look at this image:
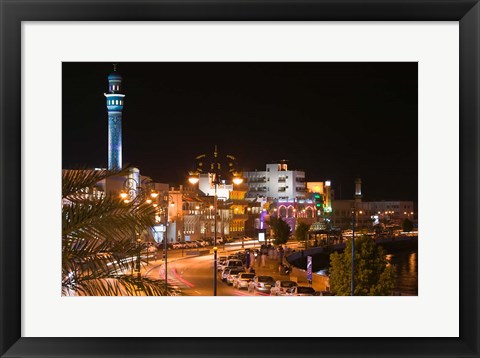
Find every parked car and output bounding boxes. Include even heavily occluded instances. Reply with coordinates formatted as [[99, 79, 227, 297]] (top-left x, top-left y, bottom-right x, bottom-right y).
[[248, 275, 275, 294], [233, 273, 255, 290], [196, 239, 208, 247], [269, 280, 298, 296], [171, 242, 183, 249], [217, 256, 228, 271], [224, 259, 243, 269], [218, 258, 242, 272], [184, 241, 196, 248], [281, 286, 316, 296], [221, 267, 238, 282], [226, 268, 245, 286]]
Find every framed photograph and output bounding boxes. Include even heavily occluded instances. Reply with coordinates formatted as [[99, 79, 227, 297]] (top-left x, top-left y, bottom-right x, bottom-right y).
[[1, 0, 479, 357]]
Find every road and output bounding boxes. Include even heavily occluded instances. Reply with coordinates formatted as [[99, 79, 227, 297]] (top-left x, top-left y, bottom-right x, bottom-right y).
[[143, 244, 279, 296]]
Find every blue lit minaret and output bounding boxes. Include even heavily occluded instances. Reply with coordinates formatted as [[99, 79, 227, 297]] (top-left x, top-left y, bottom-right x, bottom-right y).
[[104, 64, 125, 171]]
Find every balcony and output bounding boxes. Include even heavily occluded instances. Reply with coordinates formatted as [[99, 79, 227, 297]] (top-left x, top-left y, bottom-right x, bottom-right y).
[[248, 178, 266, 183]]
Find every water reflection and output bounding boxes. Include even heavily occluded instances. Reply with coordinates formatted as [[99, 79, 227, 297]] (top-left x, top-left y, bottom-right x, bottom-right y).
[[387, 249, 418, 295], [409, 252, 417, 273]]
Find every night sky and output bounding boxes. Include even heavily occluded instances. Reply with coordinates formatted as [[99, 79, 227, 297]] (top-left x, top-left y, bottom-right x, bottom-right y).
[[62, 62, 417, 202]]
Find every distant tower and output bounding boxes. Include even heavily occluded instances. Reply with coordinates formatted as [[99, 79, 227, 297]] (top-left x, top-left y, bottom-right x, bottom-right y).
[[104, 64, 125, 171], [354, 178, 362, 204]]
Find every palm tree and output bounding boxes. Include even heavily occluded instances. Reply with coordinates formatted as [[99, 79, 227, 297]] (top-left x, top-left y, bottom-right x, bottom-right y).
[[62, 167, 176, 296]]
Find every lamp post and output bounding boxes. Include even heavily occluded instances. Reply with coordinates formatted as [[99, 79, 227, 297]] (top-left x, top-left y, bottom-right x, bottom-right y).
[[351, 206, 356, 296], [161, 191, 175, 293], [351, 178, 363, 296], [189, 145, 243, 296], [119, 175, 158, 279]]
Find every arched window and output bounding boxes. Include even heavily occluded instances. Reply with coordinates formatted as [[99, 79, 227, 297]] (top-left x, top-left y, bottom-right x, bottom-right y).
[[287, 207, 294, 218], [279, 206, 287, 218], [306, 207, 313, 218]]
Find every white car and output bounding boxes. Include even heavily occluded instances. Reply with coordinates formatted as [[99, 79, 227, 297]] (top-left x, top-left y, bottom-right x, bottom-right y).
[[233, 273, 255, 289], [171, 242, 184, 249], [221, 267, 236, 282], [217, 256, 228, 271], [269, 280, 298, 296], [224, 259, 243, 270], [247, 275, 275, 294], [225, 268, 245, 286]]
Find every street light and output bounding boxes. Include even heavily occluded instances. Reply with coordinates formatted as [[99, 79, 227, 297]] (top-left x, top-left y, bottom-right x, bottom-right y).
[[351, 206, 356, 296], [188, 145, 243, 296], [120, 176, 159, 279], [161, 191, 175, 293], [188, 172, 199, 185]]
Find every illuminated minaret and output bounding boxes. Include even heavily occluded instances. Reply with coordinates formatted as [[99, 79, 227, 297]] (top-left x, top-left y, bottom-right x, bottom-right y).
[[354, 178, 362, 204], [104, 64, 125, 171]]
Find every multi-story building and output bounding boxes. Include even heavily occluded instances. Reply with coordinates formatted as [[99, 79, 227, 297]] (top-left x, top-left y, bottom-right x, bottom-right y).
[[197, 173, 233, 200], [331, 179, 416, 229], [332, 199, 416, 229], [243, 161, 307, 201]]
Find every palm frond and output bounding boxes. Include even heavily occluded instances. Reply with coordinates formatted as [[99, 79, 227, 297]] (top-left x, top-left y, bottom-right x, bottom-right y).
[[62, 166, 131, 198], [62, 166, 172, 296], [62, 196, 156, 242], [63, 276, 179, 296]]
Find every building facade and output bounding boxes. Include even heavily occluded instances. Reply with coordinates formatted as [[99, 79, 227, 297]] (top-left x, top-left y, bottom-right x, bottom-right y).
[[331, 199, 416, 229], [243, 161, 307, 201]]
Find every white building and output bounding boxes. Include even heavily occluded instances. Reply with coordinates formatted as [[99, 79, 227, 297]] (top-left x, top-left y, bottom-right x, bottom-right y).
[[198, 173, 233, 201], [243, 161, 307, 201]]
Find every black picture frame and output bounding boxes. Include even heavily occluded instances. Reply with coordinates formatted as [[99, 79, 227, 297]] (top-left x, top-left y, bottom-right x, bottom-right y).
[[1, 1, 479, 357]]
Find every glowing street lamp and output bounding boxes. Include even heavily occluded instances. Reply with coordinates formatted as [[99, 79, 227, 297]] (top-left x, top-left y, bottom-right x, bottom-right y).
[[187, 146, 244, 296], [188, 171, 199, 185], [232, 174, 244, 185]]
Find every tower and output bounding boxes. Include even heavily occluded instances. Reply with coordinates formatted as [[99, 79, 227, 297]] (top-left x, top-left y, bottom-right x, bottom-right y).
[[104, 64, 125, 171], [354, 178, 362, 204]]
